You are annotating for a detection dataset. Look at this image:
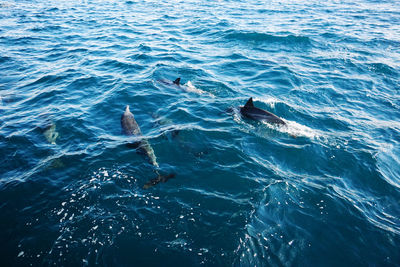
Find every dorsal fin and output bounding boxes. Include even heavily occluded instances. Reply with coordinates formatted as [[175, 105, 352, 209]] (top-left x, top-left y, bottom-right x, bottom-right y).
[[244, 97, 254, 107], [173, 78, 181, 85]]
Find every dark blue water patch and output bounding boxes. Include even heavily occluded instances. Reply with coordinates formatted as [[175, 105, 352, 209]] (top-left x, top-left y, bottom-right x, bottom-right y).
[[239, 181, 400, 266], [257, 8, 294, 14], [29, 25, 63, 33], [0, 55, 12, 64], [65, 47, 89, 55], [366, 37, 400, 49], [45, 7, 59, 12], [222, 30, 312, 46], [366, 62, 398, 77], [0, 135, 38, 177], [19, 74, 71, 92], [137, 43, 152, 52], [0, 179, 64, 266]]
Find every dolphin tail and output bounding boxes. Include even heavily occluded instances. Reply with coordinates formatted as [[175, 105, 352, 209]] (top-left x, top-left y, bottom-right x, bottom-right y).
[[143, 173, 176, 189]]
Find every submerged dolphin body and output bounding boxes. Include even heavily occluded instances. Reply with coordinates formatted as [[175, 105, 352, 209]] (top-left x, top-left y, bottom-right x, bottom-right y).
[[121, 105, 175, 189], [240, 97, 286, 125], [36, 119, 65, 168], [40, 122, 59, 145]]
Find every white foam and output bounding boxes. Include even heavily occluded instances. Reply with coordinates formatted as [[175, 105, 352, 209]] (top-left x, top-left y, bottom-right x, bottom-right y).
[[262, 119, 319, 139], [254, 96, 280, 108]]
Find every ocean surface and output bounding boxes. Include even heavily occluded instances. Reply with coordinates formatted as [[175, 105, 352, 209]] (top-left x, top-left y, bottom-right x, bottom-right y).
[[1, 0, 400, 266]]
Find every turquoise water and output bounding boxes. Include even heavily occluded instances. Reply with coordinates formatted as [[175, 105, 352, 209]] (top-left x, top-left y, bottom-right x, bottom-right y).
[[1, 0, 400, 265]]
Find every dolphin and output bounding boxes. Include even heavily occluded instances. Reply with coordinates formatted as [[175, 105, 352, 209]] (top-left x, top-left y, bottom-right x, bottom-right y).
[[240, 97, 286, 125], [159, 77, 215, 97], [121, 105, 175, 189], [36, 120, 65, 168], [158, 77, 181, 87], [41, 122, 59, 144]]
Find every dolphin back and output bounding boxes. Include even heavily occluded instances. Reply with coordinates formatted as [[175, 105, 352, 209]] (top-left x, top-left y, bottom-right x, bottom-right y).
[[121, 106, 141, 136], [240, 98, 286, 125]]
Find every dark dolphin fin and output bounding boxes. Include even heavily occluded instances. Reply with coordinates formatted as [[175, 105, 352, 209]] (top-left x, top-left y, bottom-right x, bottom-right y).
[[143, 173, 176, 189], [173, 78, 181, 85], [244, 97, 254, 107]]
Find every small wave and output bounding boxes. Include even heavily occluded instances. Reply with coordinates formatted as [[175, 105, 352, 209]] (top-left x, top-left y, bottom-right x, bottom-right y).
[[223, 30, 311, 45], [7, 36, 45, 45], [376, 144, 400, 190], [137, 43, 152, 52], [0, 56, 11, 64], [22, 74, 67, 88], [30, 25, 63, 33], [367, 63, 398, 76], [99, 59, 145, 73], [45, 7, 59, 12], [67, 47, 88, 53], [332, 183, 400, 236]]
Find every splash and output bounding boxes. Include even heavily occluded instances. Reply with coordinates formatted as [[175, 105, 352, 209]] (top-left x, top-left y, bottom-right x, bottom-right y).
[[254, 96, 281, 108], [262, 120, 319, 139]]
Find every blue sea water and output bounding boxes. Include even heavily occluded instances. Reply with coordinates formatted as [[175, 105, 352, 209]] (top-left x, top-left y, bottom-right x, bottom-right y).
[[1, 0, 400, 265]]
